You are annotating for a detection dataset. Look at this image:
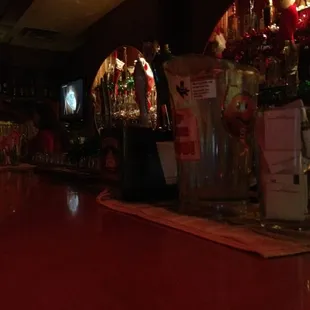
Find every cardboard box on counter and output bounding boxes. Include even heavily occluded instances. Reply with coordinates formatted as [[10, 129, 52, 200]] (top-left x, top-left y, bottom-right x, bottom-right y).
[[256, 100, 309, 221], [262, 150, 304, 175], [263, 174, 308, 221], [263, 108, 301, 151], [256, 106, 304, 175]]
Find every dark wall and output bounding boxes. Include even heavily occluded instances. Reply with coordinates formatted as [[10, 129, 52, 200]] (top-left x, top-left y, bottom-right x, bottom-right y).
[[191, 1, 232, 53], [0, 44, 68, 123], [66, 0, 233, 91], [0, 43, 68, 93], [0, 0, 233, 100], [0, 44, 66, 69], [66, 0, 159, 89]]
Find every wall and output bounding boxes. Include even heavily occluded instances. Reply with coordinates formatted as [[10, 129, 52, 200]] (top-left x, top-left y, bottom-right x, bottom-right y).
[[0, 43, 66, 69], [0, 0, 233, 93], [0, 43, 67, 93], [191, 0, 233, 53], [0, 43, 68, 123], [66, 0, 159, 90]]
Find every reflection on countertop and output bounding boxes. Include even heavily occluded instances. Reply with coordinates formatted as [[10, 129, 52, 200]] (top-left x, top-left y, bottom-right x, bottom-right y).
[[0, 172, 309, 310]]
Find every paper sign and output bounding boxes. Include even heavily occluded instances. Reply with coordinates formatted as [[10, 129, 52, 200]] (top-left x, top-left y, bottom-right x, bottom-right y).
[[174, 108, 200, 161], [191, 77, 216, 100]]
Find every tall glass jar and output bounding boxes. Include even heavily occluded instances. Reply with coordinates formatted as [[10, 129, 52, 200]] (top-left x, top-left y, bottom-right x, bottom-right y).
[[164, 55, 259, 216]]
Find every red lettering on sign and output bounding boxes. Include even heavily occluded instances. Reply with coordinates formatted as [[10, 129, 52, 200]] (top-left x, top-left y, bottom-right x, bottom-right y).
[[175, 113, 185, 125], [173, 108, 201, 161], [175, 141, 196, 156], [176, 127, 189, 137]]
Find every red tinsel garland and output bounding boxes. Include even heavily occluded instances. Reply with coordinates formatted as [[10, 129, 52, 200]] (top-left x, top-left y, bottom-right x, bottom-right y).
[[223, 7, 310, 63]]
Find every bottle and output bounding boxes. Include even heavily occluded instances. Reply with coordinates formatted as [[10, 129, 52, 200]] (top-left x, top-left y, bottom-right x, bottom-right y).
[[30, 79, 36, 97], [12, 79, 17, 97], [151, 43, 173, 131], [283, 40, 298, 97], [259, 10, 265, 31], [243, 10, 251, 34], [10, 145, 18, 166], [228, 3, 238, 41], [19, 80, 25, 97], [263, 1, 271, 28], [23, 79, 29, 98], [0, 68, 8, 95], [2, 81, 8, 95]]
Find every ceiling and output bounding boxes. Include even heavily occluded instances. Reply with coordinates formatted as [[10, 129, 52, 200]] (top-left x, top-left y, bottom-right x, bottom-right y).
[[0, 0, 125, 51]]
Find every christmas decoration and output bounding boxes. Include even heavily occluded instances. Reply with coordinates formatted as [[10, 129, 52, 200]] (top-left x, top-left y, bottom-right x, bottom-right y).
[[277, 0, 298, 45], [208, 26, 227, 58], [0, 122, 22, 166]]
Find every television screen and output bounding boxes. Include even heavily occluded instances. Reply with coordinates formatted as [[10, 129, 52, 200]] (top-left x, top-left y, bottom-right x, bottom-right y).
[[61, 79, 83, 118]]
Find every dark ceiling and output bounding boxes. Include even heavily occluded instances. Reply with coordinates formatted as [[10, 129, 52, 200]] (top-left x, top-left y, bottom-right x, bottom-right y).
[[0, 0, 125, 51]]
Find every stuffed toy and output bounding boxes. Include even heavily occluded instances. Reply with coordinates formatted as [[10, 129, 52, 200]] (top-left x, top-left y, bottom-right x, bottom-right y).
[[207, 26, 226, 58]]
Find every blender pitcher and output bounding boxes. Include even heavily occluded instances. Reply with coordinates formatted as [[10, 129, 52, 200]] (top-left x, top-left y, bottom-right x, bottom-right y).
[[164, 55, 259, 215]]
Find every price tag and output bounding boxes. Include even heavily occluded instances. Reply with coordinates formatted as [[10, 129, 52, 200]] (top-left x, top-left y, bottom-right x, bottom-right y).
[[191, 77, 216, 100]]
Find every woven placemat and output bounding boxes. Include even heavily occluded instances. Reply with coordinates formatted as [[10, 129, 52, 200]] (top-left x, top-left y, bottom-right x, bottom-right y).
[[0, 164, 35, 172], [96, 190, 310, 258]]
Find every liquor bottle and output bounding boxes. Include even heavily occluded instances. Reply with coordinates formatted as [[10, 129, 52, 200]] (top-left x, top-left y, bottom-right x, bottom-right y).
[[228, 3, 238, 41], [0, 67, 7, 95], [19, 80, 25, 97], [12, 79, 17, 97], [10, 145, 18, 166], [101, 74, 112, 128], [244, 12, 251, 33], [263, 1, 271, 28], [243, 0, 257, 33], [133, 57, 149, 127], [2, 81, 8, 95], [30, 79, 36, 97], [151, 43, 173, 131], [259, 15, 265, 31], [23, 79, 29, 98], [283, 40, 298, 97]]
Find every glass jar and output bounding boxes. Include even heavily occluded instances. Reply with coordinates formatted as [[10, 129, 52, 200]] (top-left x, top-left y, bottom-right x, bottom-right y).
[[164, 55, 259, 217]]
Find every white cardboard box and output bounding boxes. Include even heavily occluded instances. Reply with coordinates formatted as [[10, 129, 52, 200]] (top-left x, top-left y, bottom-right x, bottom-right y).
[[264, 108, 301, 151], [263, 150, 303, 175], [264, 174, 308, 221]]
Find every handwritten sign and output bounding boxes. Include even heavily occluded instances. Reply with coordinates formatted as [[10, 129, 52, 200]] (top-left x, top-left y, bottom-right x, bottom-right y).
[[191, 77, 216, 100]]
